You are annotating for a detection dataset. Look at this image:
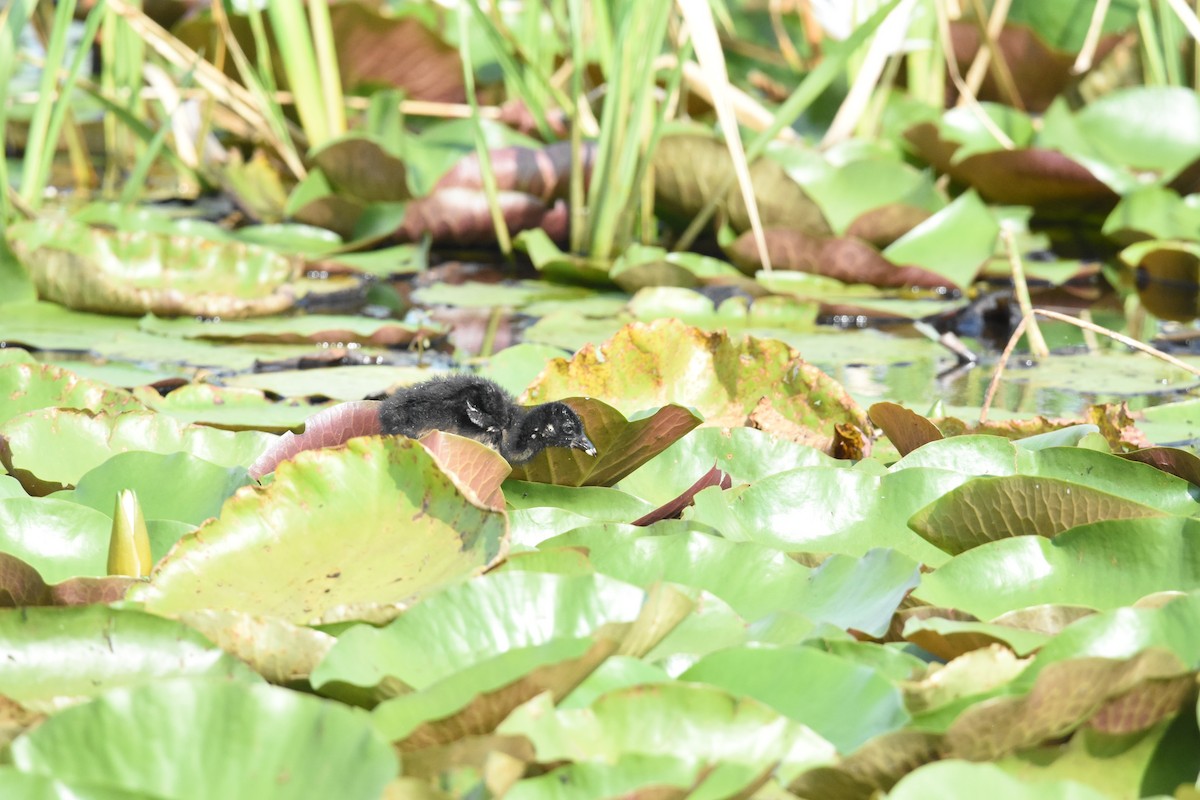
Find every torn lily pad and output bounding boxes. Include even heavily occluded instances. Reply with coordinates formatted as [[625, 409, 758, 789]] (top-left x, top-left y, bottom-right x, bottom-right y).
[[522, 319, 868, 456]]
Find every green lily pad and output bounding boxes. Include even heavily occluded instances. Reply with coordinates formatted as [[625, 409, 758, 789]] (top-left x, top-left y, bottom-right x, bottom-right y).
[[129, 437, 508, 623], [7, 677, 397, 800], [477, 343, 572, 396], [1103, 185, 1200, 244], [541, 524, 810, 621], [139, 313, 442, 347], [914, 517, 1200, 619], [909, 475, 1170, 556], [680, 646, 908, 753], [0, 606, 257, 712], [178, 610, 336, 685], [55, 451, 251, 527], [881, 191, 999, 291], [0, 410, 272, 494], [688, 464, 961, 564], [313, 572, 686, 742], [220, 365, 433, 401], [887, 760, 1109, 800], [133, 384, 326, 432], [0, 362, 144, 426], [627, 288, 818, 332], [522, 320, 868, 456], [0, 769, 159, 799], [8, 219, 301, 319], [617, 426, 841, 507], [499, 683, 836, 782], [609, 244, 746, 292], [0, 497, 117, 582]]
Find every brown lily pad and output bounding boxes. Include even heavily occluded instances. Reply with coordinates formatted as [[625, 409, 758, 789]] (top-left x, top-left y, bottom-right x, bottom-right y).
[[0, 552, 138, 607], [435, 141, 594, 203], [1119, 446, 1200, 489], [947, 22, 1122, 112], [522, 320, 868, 457], [869, 402, 944, 457], [508, 397, 702, 487], [631, 464, 732, 526], [396, 189, 570, 245], [905, 123, 1119, 211], [652, 133, 831, 236], [945, 649, 1192, 760], [310, 137, 411, 203], [726, 229, 954, 289]]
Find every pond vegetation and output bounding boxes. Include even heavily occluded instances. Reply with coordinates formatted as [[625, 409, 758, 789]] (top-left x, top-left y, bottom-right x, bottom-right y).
[[4, 0, 1200, 796]]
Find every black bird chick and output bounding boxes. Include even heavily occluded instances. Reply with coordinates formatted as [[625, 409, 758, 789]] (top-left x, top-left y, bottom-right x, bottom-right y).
[[379, 375, 597, 465]]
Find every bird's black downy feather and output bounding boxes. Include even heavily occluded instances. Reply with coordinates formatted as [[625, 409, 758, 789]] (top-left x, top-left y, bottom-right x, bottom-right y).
[[379, 375, 596, 465]]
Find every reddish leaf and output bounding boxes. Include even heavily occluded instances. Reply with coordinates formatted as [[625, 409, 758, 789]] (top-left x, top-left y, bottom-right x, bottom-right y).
[[0, 552, 138, 607], [436, 141, 594, 203], [0, 553, 51, 606], [248, 401, 381, 480], [631, 464, 732, 526], [329, 4, 465, 102], [948, 23, 1122, 112], [50, 576, 140, 605], [1119, 447, 1200, 489], [727, 229, 954, 290], [869, 402, 944, 457], [846, 204, 933, 247], [396, 189, 569, 245], [905, 123, 1118, 209], [417, 430, 511, 512]]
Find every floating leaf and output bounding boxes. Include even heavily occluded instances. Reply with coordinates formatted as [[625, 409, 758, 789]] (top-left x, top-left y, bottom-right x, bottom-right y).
[[9, 219, 301, 318], [887, 760, 1110, 800], [131, 437, 508, 623], [0, 362, 144, 426], [60, 451, 251, 527], [523, 320, 867, 456], [945, 649, 1191, 760], [680, 646, 909, 753], [178, 610, 336, 686], [914, 517, 1200, 619], [499, 683, 836, 781], [314, 573, 687, 745], [870, 402, 943, 457], [909, 475, 1169, 556], [7, 677, 397, 799], [248, 401, 380, 480], [0, 410, 272, 494], [139, 313, 443, 346], [0, 606, 257, 712], [652, 133, 830, 236], [0, 497, 114, 582]]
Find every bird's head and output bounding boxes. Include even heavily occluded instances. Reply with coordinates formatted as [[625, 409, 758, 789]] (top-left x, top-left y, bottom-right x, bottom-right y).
[[526, 402, 597, 457]]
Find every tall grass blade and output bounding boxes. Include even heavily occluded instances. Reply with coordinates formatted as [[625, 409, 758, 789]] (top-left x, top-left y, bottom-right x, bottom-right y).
[[459, 5, 512, 256], [267, 0, 332, 147], [18, 0, 77, 208], [678, 0, 771, 270]]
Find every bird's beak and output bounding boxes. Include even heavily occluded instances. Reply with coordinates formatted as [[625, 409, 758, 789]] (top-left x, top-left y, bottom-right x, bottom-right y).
[[572, 433, 597, 457]]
